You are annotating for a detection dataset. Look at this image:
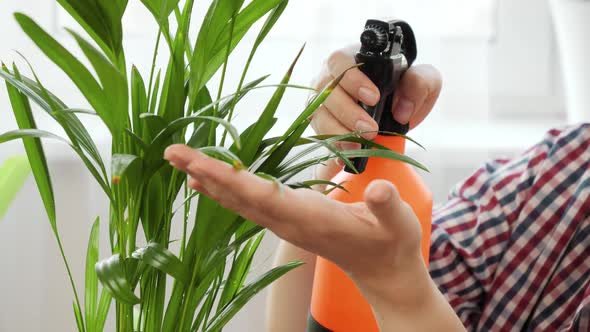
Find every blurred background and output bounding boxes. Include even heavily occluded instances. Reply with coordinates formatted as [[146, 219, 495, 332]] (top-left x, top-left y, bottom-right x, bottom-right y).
[[0, 0, 587, 330]]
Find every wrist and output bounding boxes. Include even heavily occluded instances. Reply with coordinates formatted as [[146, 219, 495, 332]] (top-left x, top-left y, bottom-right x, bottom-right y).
[[352, 257, 466, 332], [352, 252, 432, 310]]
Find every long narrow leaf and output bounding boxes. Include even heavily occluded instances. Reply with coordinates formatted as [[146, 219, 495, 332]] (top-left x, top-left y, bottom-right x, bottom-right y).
[[223, 0, 288, 137], [239, 43, 303, 165], [4, 64, 85, 330], [218, 231, 264, 309], [144, 115, 241, 173], [199, 146, 245, 170], [94, 290, 112, 331], [131, 66, 147, 140], [189, 0, 243, 103], [131, 243, 189, 283], [177, 116, 241, 149], [255, 67, 351, 175], [217, 244, 250, 309], [95, 255, 141, 305], [204, 225, 264, 273], [61, 108, 98, 116], [84, 218, 100, 332], [0, 156, 30, 220], [141, 0, 181, 24], [111, 154, 139, 184], [0, 65, 105, 173], [56, 0, 126, 58], [277, 148, 429, 184], [256, 121, 307, 174], [205, 261, 303, 331], [199, 0, 285, 94], [3, 71, 56, 231], [156, 0, 193, 123], [280, 66, 355, 142], [73, 301, 85, 332], [289, 180, 349, 193], [149, 70, 162, 114], [13, 14, 113, 132], [67, 29, 129, 134], [189, 0, 281, 103], [0, 129, 112, 199], [338, 149, 429, 172]]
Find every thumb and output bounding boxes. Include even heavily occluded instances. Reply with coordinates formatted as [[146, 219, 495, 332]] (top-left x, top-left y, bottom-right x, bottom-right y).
[[363, 180, 420, 236]]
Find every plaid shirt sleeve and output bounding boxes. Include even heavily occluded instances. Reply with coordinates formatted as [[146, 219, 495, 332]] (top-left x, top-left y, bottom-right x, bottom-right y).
[[428, 125, 590, 331]]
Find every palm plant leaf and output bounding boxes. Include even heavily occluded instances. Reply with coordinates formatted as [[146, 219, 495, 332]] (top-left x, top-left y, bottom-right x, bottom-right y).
[[85, 217, 100, 332], [131, 242, 190, 283], [0, 65, 106, 176], [95, 255, 141, 305], [189, 0, 285, 103], [56, 0, 127, 58], [205, 261, 304, 331], [13, 14, 116, 133], [141, 0, 181, 25], [238, 43, 304, 165], [3, 61, 84, 329], [0, 156, 30, 220]]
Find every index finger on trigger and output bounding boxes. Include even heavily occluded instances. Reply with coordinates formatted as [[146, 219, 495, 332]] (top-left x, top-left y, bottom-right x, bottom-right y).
[[326, 48, 380, 106]]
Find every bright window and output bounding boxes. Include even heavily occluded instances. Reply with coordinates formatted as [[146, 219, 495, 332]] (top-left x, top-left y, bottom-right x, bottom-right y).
[[1, 0, 564, 149]]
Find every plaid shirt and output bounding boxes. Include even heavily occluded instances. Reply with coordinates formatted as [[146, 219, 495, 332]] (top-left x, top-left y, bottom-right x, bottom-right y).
[[429, 124, 590, 331]]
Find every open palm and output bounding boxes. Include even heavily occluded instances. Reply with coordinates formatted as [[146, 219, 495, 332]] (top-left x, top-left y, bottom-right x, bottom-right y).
[[165, 144, 424, 289]]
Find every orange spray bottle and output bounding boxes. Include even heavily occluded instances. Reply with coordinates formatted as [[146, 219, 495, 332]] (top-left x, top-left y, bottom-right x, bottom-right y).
[[307, 19, 433, 332]]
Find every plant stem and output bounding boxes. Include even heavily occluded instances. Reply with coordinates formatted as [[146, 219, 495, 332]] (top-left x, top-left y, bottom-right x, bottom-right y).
[[220, 34, 259, 146], [147, 30, 162, 115], [54, 233, 86, 332], [128, 189, 144, 256], [178, 254, 203, 330], [209, 16, 236, 147], [174, 7, 194, 60], [180, 180, 190, 259], [203, 275, 222, 328]]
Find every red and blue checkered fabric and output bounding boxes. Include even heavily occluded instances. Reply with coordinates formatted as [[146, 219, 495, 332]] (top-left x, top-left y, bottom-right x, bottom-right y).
[[429, 124, 590, 331]]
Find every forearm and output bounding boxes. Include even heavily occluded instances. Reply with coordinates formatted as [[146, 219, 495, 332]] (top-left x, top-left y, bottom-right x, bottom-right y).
[[266, 239, 317, 332], [357, 258, 465, 332], [264, 166, 329, 331]]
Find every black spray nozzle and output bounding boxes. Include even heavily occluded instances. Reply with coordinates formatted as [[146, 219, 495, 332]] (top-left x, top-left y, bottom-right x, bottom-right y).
[[359, 19, 417, 64], [344, 19, 417, 174], [360, 25, 389, 53]]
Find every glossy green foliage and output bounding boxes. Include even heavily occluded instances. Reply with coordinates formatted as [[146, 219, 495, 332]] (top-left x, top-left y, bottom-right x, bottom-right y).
[[0, 0, 427, 331]]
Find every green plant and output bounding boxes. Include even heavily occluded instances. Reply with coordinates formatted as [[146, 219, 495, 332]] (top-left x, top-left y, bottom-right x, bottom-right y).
[[0, 155, 31, 219], [0, 1, 427, 331]]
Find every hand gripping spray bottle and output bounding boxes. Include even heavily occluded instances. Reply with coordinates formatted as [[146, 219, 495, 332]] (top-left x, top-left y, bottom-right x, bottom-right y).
[[307, 19, 433, 332]]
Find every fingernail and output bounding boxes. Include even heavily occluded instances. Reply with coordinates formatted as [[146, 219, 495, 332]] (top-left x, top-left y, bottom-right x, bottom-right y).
[[337, 142, 360, 151], [358, 87, 379, 105], [355, 120, 377, 137], [189, 178, 204, 191], [393, 98, 415, 124], [367, 181, 392, 203], [163, 146, 175, 161]]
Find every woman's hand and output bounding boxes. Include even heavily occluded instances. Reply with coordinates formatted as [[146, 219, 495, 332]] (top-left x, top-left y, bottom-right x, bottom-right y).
[[165, 146, 423, 303], [311, 45, 442, 183], [164, 146, 465, 331]]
